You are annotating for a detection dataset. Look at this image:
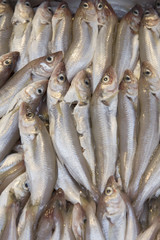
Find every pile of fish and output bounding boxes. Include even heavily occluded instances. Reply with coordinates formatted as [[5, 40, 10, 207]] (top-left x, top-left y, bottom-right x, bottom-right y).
[[1, 0, 160, 239]]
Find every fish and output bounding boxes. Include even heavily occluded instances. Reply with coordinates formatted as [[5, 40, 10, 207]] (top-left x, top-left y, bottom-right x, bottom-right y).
[[0, 80, 48, 161], [129, 62, 159, 201], [118, 70, 138, 192], [0, 172, 29, 238], [9, 0, 34, 71], [113, 4, 143, 83], [0, 51, 19, 88], [90, 66, 118, 193], [27, 1, 52, 61], [97, 176, 126, 240], [61, 205, 75, 240], [64, 0, 98, 82], [47, 61, 98, 200], [139, 8, 160, 78], [64, 70, 96, 185], [92, 0, 118, 91], [18, 102, 57, 239], [0, 0, 13, 55], [49, 1, 72, 54], [0, 51, 63, 118]]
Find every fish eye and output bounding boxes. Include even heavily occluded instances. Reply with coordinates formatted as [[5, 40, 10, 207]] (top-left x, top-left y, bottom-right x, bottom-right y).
[[83, 2, 89, 8], [102, 74, 110, 83], [124, 75, 131, 82], [4, 59, 11, 65], [61, 4, 66, 8], [2, 0, 7, 4], [36, 87, 44, 95], [133, 9, 139, 16], [23, 182, 29, 191], [25, 1, 30, 7], [144, 10, 150, 15], [97, 3, 103, 10], [83, 217, 87, 223], [46, 56, 54, 63], [57, 73, 65, 82], [156, 1, 160, 8], [84, 78, 90, 86], [48, 7, 52, 13], [26, 111, 35, 119], [143, 68, 151, 77], [105, 187, 113, 196]]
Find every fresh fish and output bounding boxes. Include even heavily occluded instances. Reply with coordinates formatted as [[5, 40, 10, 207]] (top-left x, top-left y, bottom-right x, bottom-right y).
[[0, 80, 48, 161], [1, 202, 20, 240], [28, 1, 52, 61], [64, 70, 96, 185], [118, 70, 138, 192], [18, 102, 57, 239], [0, 153, 25, 193], [0, 51, 19, 88], [92, 0, 118, 91], [64, 0, 98, 81], [0, 51, 63, 118], [129, 62, 159, 201], [113, 5, 143, 83], [49, 1, 72, 54], [90, 66, 118, 193], [56, 159, 85, 204], [9, 0, 34, 71], [0, 172, 29, 238], [0, 0, 13, 55], [47, 61, 98, 200], [97, 176, 126, 240], [139, 8, 160, 78], [72, 203, 87, 240]]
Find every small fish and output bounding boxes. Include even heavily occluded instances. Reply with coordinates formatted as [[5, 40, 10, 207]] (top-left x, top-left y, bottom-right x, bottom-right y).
[[64, 0, 98, 81], [49, 1, 72, 54], [0, 51, 19, 88]]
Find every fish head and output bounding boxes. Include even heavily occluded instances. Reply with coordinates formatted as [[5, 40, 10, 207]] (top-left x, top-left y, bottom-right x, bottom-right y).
[[0, 0, 13, 15], [53, 188, 66, 210], [64, 70, 91, 105], [32, 51, 64, 78], [72, 203, 87, 240], [23, 80, 48, 105], [142, 8, 160, 28], [53, 2, 71, 20], [94, 66, 118, 104], [37, 1, 52, 24], [48, 61, 70, 105], [77, 0, 97, 23], [124, 4, 143, 33], [0, 51, 19, 76], [119, 70, 138, 99], [141, 61, 160, 94], [155, 0, 160, 14], [94, 0, 117, 25], [12, 0, 34, 24]]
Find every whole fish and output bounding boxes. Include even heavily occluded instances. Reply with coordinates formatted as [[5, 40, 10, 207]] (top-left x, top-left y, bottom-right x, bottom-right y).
[[129, 62, 159, 201], [92, 0, 118, 91], [113, 4, 143, 83], [0, 172, 29, 238], [118, 70, 138, 192], [0, 51, 19, 87], [139, 8, 160, 78], [90, 66, 118, 193], [64, 70, 96, 185], [97, 176, 126, 240], [0, 80, 48, 161], [47, 61, 98, 200], [72, 203, 87, 240], [9, 0, 34, 71], [0, 152, 25, 193], [18, 102, 57, 239], [0, 51, 63, 118], [28, 1, 52, 61], [0, 0, 13, 55], [49, 1, 72, 54], [64, 0, 98, 82]]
